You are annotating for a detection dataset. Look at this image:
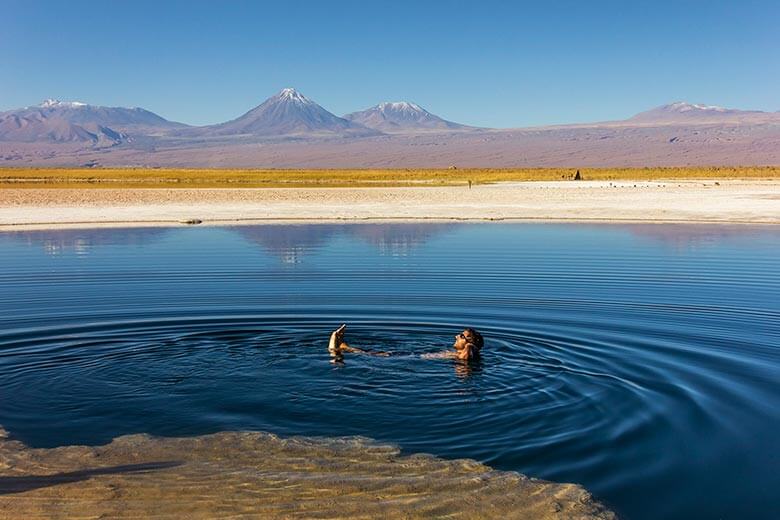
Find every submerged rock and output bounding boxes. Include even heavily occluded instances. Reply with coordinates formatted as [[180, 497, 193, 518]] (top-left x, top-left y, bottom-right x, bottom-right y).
[[0, 428, 615, 519]]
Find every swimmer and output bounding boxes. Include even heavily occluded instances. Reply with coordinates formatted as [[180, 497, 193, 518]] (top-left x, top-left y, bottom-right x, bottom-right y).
[[328, 324, 483, 360]]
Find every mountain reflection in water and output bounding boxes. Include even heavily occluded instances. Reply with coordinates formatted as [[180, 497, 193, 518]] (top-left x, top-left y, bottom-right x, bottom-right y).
[[623, 223, 773, 250], [232, 223, 457, 263], [7, 222, 765, 260], [7, 227, 172, 256]]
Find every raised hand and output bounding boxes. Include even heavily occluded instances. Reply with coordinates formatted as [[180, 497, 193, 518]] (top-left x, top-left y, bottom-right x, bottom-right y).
[[328, 324, 347, 354]]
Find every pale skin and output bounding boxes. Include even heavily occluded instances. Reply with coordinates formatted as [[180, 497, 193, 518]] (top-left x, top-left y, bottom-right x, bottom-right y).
[[328, 324, 481, 360]]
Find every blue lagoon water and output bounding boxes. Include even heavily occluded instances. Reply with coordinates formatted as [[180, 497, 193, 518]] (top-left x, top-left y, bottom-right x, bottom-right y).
[[0, 223, 778, 519]]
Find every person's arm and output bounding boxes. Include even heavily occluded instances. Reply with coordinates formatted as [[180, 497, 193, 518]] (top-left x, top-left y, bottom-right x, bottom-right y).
[[329, 325, 392, 356], [328, 324, 347, 354], [329, 324, 391, 356], [329, 325, 369, 353]]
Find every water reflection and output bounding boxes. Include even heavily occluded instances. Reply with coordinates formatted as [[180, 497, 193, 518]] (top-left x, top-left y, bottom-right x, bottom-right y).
[[350, 223, 457, 257], [453, 358, 482, 381], [232, 224, 343, 264], [233, 223, 456, 263], [6, 228, 171, 256], [623, 224, 766, 250], [4, 223, 771, 260], [4, 223, 454, 262]]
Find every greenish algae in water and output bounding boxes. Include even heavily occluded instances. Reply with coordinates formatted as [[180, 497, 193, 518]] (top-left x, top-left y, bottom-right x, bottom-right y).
[[0, 427, 615, 519]]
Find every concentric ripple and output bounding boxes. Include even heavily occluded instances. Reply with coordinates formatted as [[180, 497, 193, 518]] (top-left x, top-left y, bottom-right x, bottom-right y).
[[1, 223, 779, 520]]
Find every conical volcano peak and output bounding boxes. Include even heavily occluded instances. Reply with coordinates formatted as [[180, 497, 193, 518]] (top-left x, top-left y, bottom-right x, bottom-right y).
[[276, 88, 312, 104], [197, 88, 379, 137]]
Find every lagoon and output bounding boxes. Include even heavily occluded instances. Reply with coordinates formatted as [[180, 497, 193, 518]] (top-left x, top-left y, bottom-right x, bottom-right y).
[[0, 223, 778, 519]]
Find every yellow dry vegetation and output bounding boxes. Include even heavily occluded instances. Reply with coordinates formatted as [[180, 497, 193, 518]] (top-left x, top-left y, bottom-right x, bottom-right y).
[[0, 166, 778, 188]]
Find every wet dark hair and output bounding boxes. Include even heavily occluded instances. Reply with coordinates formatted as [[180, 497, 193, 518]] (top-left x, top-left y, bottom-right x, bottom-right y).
[[463, 328, 484, 351]]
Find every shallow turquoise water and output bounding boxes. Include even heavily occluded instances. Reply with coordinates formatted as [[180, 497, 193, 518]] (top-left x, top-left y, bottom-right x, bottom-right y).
[[0, 223, 778, 519]]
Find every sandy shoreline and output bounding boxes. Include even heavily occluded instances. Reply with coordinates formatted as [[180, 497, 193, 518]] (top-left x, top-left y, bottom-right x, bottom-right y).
[[1, 180, 779, 230]]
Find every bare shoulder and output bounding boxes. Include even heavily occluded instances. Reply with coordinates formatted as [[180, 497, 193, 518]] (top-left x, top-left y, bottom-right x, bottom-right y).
[[421, 351, 457, 360]]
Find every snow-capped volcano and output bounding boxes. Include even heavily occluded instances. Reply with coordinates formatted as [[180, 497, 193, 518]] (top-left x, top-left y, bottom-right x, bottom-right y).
[[32, 100, 184, 130], [344, 101, 471, 132], [628, 101, 768, 123], [0, 99, 184, 144], [202, 88, 378, 137]]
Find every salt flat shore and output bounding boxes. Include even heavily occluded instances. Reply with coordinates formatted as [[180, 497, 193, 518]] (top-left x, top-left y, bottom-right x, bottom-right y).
[[1, 180, 778, 230]]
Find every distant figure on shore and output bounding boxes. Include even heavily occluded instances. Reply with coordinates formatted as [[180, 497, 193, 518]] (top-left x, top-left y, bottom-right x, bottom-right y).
[[574, 170, 582, 180], [328, 324, 483, 361]]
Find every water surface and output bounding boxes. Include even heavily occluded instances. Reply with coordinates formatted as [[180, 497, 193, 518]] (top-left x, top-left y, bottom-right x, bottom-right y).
[[1, 223, 778, 519]]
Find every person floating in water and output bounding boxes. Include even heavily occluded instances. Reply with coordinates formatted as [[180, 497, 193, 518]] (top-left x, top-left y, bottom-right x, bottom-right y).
[[328, 324, 483, 360]]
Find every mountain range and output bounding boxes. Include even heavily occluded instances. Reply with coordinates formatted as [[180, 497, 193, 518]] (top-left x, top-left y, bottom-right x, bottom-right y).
[[0, 89, 778, 167], [0, 88, 472, 144], [181, 88, 378, 138]]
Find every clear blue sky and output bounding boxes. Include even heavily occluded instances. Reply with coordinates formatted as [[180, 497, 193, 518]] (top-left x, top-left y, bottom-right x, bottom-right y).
[[2, 0, 778, 127]]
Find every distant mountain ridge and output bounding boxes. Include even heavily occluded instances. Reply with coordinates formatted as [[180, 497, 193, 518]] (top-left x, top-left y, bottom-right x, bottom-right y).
[[1, 92, 778, 169], [190, 88, 378, 138], [0, 99, 185, 144], [344, 101, 471, 133], [3, 92, 778, 145], [627, 101, 776, 124], [0, 90, 472, 143]]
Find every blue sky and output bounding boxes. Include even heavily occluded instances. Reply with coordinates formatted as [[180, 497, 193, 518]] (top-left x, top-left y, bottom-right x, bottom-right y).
[[2, 0, 778, 127]]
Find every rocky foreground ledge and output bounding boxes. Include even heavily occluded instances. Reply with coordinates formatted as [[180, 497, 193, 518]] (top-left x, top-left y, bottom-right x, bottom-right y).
[[0, 427, 615, 519]]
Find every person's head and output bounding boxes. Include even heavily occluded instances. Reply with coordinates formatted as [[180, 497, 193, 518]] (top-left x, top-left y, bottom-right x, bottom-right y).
[[453, 328, 483, 358]]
